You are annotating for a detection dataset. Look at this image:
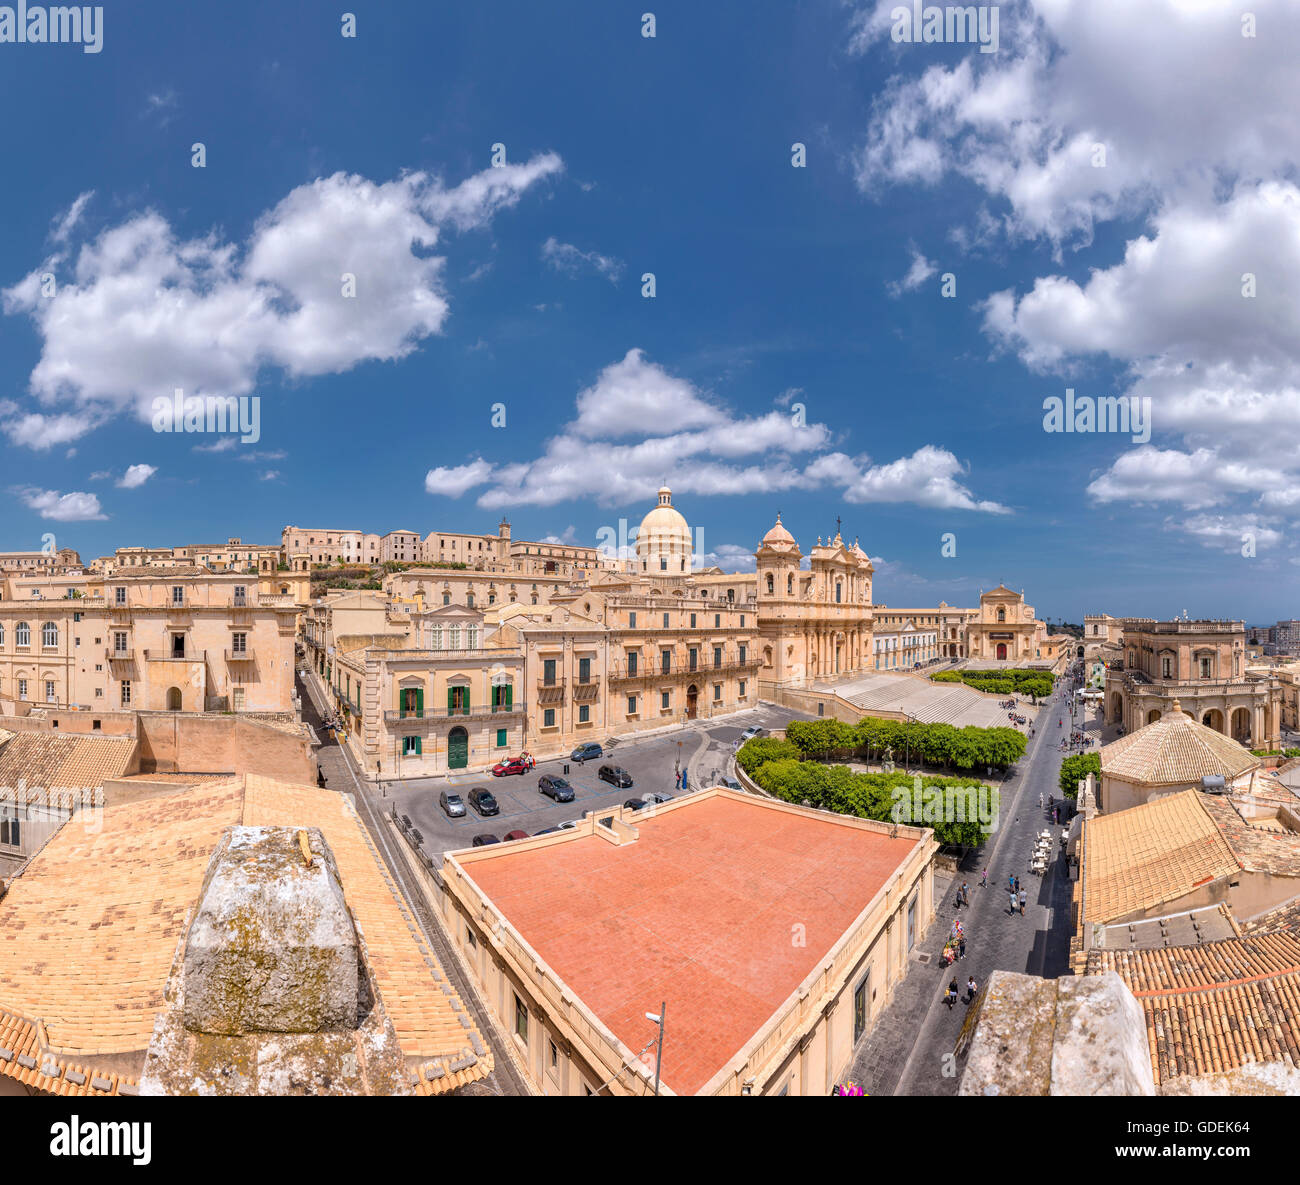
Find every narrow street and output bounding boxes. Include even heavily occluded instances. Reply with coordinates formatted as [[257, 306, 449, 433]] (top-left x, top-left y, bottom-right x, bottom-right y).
[[850, 671, 1095, 1095]]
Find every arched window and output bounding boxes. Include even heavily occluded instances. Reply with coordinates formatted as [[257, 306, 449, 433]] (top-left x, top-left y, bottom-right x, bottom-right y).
[[766, 574, 774, 595], [42, 622, 58, 648], [15, 622, 30, 647], [787, 573, 794, 596], [997, 608, 1006, 623], [0, 624, 4, 646]]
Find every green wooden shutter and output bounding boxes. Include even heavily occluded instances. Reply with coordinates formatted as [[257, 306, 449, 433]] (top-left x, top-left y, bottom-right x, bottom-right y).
[[463, 686, 470, 715], [504, 683, 513, 709], [413, 736, 422, 755], [415, 688, 424, 718], [447, 686, 455, 716]]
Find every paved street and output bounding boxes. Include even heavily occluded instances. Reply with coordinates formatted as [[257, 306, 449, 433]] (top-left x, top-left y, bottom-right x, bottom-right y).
[[848, 673, 1096, 1095], [380, 701, 816, 854]]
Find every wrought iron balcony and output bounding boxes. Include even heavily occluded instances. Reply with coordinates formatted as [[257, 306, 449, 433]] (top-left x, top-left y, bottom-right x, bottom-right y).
[[383, 702, 525, 723], [537, 678, 566, 705]]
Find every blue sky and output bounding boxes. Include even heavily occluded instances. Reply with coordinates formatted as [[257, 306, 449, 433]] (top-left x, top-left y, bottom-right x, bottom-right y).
[[2, 0, 1298, 623]]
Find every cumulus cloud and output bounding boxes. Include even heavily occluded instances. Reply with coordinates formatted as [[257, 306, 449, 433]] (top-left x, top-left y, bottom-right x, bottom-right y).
[[117, 463, 156, 489], [17, 487, 106, 521], [2, 155, 563, 447], [850, 0, 1300, 246], [541, 237, 624, 283], [424, 348, 1007, 513]]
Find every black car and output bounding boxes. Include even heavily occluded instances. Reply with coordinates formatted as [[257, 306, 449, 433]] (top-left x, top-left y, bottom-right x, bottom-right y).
[[468, 787, 500, 817], [539, 774, 575, 802], [570, 742, 603, 763], [623, 797, 647, 811], [471, 834, 500, 846], [598, 764, 633, 788]]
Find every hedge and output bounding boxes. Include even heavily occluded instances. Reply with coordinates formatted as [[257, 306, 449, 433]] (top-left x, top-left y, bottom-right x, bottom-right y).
[[783, 716, 1026, 772], [748, 758, 997, 847], [932, 668, 1054, 699]]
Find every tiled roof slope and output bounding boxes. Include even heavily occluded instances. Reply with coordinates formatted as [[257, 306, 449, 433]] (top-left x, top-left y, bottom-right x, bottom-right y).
[[1102, 711, 1258, 785], [1197, 792, 1300, 877], [0, 775, 489, 1095], [1242, 896, 1300, 935], [1082, 791, 1240, 925], [1088, 930, 1300, 1086], [0, 732, 135, 792]]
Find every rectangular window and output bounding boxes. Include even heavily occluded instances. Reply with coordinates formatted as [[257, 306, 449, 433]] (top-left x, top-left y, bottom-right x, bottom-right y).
[[578, 704, 590, 723], [661, 650, 671, 674], [45, 681, 55, 703], [715, 614, 721, 628], [18, 679, 27, 700], [543, 708, 556, 728], [714, 684, 721, 701], [662, 613, 669, 629], [629, 611, 636, 628], [543, 658, 557, 686], [114, 631, 128, 654], [231, 632, 247, 654], [578, 657, 591, 683], [232, 687, 245, 711], [627, 651, 638, 675], [627, 695, 637, 715], [172, 586, 184, 606], [738, 644, 747, 665], [402, 736, 420, 756], [661, 691, 670, 710], [689, 648, 698, 671], [496, 728, 508, 747], [115, 586, 126, 605], [549, 1041, 559, 1074], [690, 613, 696, 628], [514, 994, 529, 1043], [854, 975, 869, 1044], [713, 646, 723, 668], [120, 679, 131, 706], [739, 681, 746, 697]]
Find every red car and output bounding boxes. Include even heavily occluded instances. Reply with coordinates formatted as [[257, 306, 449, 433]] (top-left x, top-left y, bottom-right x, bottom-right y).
[[502, 829, 530, 842], [492, 757, 528, 777]]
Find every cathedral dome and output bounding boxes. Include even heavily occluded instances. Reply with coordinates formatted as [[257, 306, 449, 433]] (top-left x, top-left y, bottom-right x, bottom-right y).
[[636, 486, 693, 573]]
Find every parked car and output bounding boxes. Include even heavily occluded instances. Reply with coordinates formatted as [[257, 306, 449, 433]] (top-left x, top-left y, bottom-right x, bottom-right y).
[[439, 791, 466, 818], [534, 827, 561, 836], [539, 774, 575, 802], [623, 797, 647, 811], [643, 791, 672, 805], [471, 834, 500, 846], [503, 829, 530, 841], [570, 742, 603, 763], [739, 725, 765, 741], [492, 756, 528, 777], [557, 820, 579, 830], [468, 787, 500, 817], [721, 777, 742, 792], [598, 764, 633, 788]]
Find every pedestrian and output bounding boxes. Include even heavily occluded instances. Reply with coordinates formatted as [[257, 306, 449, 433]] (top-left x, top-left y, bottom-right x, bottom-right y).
[[1038, 792, 1044, 809], [980, 868, 987, 888], [958, 935, 966, 960], [1009, 889, 1017, 915], [946, 979, 958, 1010], [1019, 887, 1027, 915], [1013, 876, 1019, 894], [674, 769, 681, 790], [961, 881, 969, 905], [965, 975, 978, 1004], [1054, 806, 1059, 824]]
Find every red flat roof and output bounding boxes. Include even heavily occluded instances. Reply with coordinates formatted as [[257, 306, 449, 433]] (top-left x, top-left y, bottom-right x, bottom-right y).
[[463, 793, 922, 1094]]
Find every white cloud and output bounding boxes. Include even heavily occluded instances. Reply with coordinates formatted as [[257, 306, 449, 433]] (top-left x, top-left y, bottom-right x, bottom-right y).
[[50, 190, 93, 243], [1176, 513, 1283, 553], [425, 458, 496, 498], [541, 237, 624, 283], [888, 248, 937, 295], [2, 410, 99, 450], [260, 470, 280, 481], [2, 155, 563, 447], [851, 0, 1300, 246], [17, 487, 106, 521], [117, 463, 156, 489], [541, 526, 580, 545], [695, 543, 758, 572], [425, 349, 1007, 513]]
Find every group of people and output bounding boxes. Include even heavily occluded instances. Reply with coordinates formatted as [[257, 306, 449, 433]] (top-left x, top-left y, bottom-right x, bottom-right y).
[[945, 975, 979, 1009], [1007, 874, 1027, 915], [942, 916, 967, 965]]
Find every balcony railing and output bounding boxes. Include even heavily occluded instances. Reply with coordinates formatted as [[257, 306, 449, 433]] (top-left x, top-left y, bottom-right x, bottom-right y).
[[609, 655, 761, 682], [106, 649, 135, 662], [143, 648, 205, 662], [384, 702, 524, 723], [537, 679, 566, 705], [224, 649, 256, 662], [573, 678, 600, 701]]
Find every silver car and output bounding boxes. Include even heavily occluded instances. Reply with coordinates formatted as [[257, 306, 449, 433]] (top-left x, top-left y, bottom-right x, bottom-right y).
[[440, 791, 466, 818]]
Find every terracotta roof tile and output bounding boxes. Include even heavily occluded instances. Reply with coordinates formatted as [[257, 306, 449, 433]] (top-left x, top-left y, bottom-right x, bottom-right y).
[[1082, 791, 1240, 926], [1102, 712, 1258, 785]]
